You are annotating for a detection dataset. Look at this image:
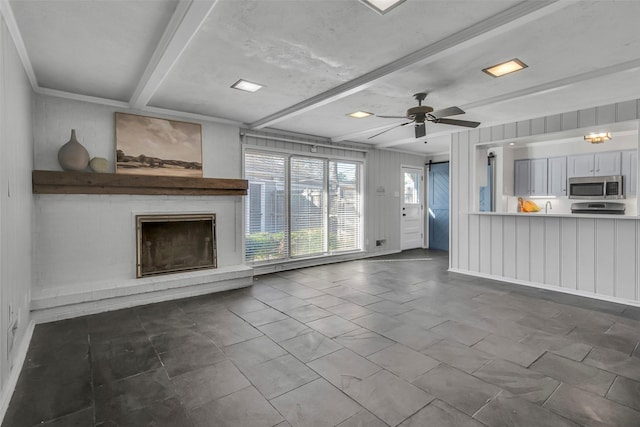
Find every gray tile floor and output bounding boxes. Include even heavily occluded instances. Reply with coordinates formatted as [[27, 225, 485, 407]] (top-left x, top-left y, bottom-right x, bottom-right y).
[[4, 249, 640, 426]]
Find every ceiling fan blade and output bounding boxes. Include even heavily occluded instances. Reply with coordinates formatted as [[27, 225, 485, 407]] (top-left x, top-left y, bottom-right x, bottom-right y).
[[376, 115, 407, 119], [415, 124, 426, 138], [432, 118, 481, 128], [367, 121, 412, 139], [429, 106, 465, 119]]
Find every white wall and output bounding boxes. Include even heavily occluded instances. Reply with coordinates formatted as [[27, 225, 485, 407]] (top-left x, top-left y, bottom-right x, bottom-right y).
[[451, 100, 640, 306], [0, 15, 34, 407], [366, 149, 427, 253], [32, 95, 245, 301]]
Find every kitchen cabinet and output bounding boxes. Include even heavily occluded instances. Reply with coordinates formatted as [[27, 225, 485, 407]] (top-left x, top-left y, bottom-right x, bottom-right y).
[[514, 160, 530, 196], [621, 150, 637, 196], [514, 158, 547, 196], [567, 152, 621, 177], [547, 156, 567, 196]]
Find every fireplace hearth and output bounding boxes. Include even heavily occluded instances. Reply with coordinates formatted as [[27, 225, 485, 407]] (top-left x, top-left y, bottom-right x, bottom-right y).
[[136, 214, 217, 277]]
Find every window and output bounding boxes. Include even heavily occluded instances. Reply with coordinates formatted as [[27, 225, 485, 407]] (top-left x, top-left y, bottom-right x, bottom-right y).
[[244, 152, 287, 262], [244, 149, 362, 263]]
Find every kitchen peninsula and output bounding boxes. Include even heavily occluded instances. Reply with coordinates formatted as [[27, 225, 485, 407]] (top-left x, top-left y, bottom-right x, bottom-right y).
[[450, 99, 640, 308]]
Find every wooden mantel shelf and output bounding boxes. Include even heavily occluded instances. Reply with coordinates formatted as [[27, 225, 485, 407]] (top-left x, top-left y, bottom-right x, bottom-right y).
[[32, 170, 248, 196]]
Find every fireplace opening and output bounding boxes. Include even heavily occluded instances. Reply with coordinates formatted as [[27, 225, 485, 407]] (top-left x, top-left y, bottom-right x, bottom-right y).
[[136, 214, 217, 278]]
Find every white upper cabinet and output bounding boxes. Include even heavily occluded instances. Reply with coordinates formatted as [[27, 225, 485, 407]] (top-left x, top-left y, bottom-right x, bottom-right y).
[[594, 151, 621, 176], [567, 151, 621, 177], [621, 150, 637, 196], [567, 153, 595, 177], [530, 158, 548, 196], [514, 158, 547, 196], [548, 156, 567, 196], [514, 159, 531, 196]]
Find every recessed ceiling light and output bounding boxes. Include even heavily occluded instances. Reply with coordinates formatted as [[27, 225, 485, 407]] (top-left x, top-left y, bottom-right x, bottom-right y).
[[508, 142, 516, 146], [347, 111, 373, 119], [231, 79, 263, 93], [360, 0, 406, 15], [482, 59, 528, 78]]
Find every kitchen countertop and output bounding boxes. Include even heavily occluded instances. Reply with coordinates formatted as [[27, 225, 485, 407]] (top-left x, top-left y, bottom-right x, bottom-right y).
[[470, 211, 640, 220]]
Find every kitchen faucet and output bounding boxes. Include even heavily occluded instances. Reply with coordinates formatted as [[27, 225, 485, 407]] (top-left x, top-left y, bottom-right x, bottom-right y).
[[545, 201, 552, 214]]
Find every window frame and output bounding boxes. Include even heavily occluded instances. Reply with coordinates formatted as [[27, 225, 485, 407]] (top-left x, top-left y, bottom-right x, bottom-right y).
[[243, 146, 365, 265]]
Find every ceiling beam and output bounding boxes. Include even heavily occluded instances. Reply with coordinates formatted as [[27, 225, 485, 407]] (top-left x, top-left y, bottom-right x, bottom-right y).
[[0, 0, 38, 89], [374, 57, 640, 149], [129, 0, 219, 108], [249, 0, 568, 130]]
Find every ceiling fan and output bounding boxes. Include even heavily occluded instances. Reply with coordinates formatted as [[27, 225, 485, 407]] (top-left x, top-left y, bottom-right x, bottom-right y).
[[369, 92, 480, 139]]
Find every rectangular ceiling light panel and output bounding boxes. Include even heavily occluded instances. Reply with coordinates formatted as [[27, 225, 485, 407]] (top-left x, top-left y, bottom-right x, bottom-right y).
[[482, 59, 528, 78], [231, 79, 263, 93], [360, 0, 406, 15]]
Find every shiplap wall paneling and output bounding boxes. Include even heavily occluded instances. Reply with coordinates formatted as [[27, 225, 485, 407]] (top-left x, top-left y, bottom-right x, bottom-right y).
[[579, 107, 597, 129], [504, 122, 517, 140], [546, 114, 562, 133], [469, 214, 481, 272], [616, 100, 638, 122], [517, 120, 531, 138], [450, 133, 460, 269], [490, 216, 503, 276], [596, 104, 616, 125], [458, 132, 471, 270], [529, 219, 545, 284], [516, 217, 530, 281], [577, 219, 596, 294], [595, 219, 616, 297], [531, 117, 545, 136], [503, 216, 517, 279], [560, 218, 578, 290], [543, 217, 561, 287], [479, 215, 492, 274], [615, 220, 636, 301], [562, 111, 579, 131]]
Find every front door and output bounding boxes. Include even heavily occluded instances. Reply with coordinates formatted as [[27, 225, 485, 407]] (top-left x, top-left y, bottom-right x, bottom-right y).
[[401, 166, 424, 250]]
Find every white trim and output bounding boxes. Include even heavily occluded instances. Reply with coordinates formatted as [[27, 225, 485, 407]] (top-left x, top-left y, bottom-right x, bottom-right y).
[[35, 86, 130, 108], [32, 277, 252, 324], [248, 1, 568, 130], [0, 320, 35, 424], [242, 143, 364, 162], [0, 0, 37, 89], [242, 132, 368, 153], [129, 0, 219, 108], [449, 268, 640, 308], [400, 165, 426, 250], [252, 249, 399, 275]]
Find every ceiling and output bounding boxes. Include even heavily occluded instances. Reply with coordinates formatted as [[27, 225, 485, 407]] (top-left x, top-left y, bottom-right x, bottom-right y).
[[4, 0, 640, 155]]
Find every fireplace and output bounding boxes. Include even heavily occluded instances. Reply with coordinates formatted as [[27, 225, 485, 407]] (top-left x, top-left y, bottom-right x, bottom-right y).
[[136, 214, 217, 278]]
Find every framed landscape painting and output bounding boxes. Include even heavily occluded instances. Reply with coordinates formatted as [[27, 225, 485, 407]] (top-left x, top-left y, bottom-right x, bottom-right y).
[[115, 112, 203, 177]]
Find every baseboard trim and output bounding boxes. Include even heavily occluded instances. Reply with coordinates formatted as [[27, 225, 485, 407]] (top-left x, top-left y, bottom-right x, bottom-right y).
[[0, 319, 35, 423], [252, 249, 401, 275], [32, 277, 253, 324], [449, 268, 640, 308]]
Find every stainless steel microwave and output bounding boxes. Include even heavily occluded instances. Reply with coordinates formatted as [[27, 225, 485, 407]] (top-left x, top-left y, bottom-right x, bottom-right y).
[[568, 175, 624, 199]]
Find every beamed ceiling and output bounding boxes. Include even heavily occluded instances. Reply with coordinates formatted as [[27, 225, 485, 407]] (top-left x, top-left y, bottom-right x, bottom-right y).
[[3, 0, 640, 155]]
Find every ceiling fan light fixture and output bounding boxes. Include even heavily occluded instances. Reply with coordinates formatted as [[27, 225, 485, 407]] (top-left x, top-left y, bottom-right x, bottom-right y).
[[347, 111, 373, 119], [231, 79, 263, 93], [360, 0, 406, 15], [482, 59, 528, 78], [584, 132, 611, 144]]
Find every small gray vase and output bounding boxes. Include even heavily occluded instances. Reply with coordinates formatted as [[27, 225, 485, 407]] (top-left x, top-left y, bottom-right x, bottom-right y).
[[58, 129, 90, 171]]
